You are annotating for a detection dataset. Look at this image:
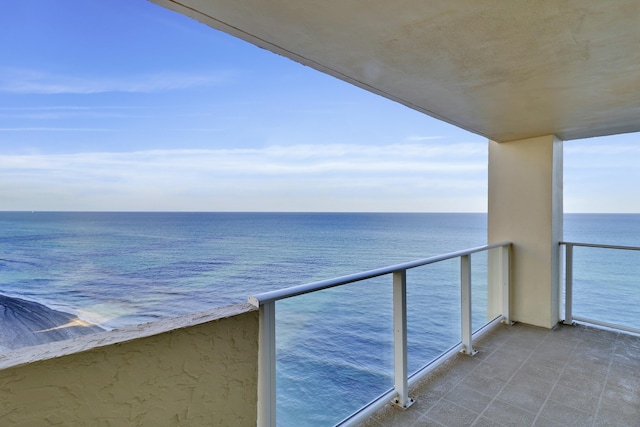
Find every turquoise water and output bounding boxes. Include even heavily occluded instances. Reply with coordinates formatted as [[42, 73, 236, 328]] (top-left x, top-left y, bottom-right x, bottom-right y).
[[0, 212, 487, 329], [0, 212, 638, 425], [562, 214, 640, 331]]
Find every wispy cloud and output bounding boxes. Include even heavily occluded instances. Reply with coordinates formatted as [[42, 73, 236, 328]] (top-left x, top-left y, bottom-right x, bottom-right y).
[[406, 136, 445, 142], [565, 144, 640, 155], [0, 68, 228, 94], [0, 128, 116, 132], [0, 106, 141, 111], [564, 138, 640, 212], [0, 105, 154, 120], [0, 143, 486, 175], [0, 143, 488, 212], [565, 141, 640, 169]]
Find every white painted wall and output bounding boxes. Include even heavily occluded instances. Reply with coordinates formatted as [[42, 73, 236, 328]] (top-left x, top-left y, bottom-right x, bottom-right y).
[[488, 135, 563, 328]]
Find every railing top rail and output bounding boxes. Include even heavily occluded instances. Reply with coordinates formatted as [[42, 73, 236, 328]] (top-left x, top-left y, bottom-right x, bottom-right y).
[[560, 241, 640, 252], [249, 241, 511, 306]]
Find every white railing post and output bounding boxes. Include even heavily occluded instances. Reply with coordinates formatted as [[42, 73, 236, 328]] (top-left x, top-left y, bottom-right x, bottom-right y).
[[460, 255, 477, 356], [248, 242, 511, 425], [501, 244, 512, 325], [563, 243, 574, 325], [257, 301, 276, 427], [391, 270, 414, 409]]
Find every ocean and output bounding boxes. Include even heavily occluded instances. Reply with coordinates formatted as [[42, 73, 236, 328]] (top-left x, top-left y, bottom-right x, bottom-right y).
[[0, 212, 638, 426]]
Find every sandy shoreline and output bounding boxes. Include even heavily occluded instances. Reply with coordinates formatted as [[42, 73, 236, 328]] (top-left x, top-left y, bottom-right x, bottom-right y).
[[0, 294, 104, 352]]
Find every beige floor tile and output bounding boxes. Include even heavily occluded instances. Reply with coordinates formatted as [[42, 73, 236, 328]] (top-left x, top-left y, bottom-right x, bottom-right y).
[[372, 323, 638, 427]]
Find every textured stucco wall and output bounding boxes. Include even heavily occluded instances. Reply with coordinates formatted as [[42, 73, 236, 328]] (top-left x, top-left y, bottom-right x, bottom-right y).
[[0, 303, 258, 426]]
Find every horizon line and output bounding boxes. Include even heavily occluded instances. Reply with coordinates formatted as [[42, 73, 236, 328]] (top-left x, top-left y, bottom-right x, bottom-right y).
[[0, 210, 637, 215]]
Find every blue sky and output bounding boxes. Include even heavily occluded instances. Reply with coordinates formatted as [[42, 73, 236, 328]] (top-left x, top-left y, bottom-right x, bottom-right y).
[[1, 0, 638, 212]]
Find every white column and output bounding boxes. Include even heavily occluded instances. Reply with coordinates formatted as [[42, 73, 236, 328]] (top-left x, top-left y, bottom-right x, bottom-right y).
[[488, 135, 563, 329]]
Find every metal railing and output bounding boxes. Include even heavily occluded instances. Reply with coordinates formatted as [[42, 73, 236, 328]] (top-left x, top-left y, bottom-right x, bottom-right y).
[[561, 241, 640, 335], [249, 242, 512, 427]]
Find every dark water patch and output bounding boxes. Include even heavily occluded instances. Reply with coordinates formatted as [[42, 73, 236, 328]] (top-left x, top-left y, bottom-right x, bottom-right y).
[[0, 294, 104, 351]]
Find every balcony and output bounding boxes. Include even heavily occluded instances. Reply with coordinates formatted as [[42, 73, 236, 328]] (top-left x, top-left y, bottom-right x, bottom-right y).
[[2, 241, 638, 426], [3, 2, 638, 426], [366, 323, 640, 427], [364, 241, 640, 427]]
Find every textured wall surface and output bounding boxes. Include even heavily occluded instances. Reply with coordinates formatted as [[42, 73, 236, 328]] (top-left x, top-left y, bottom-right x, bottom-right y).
[[0, 303, 259, 426]]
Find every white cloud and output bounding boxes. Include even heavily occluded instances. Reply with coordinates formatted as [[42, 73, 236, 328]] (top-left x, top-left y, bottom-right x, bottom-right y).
[[406, 135, 445, 142], [0, 128, 116, 132], [0, 143, 488, 212], [0, 144, 486, 177], [4, 139, 636, 212], [563, 138, 640, 212], [0, 68, 227, 94], [0, 105, 153, 120]]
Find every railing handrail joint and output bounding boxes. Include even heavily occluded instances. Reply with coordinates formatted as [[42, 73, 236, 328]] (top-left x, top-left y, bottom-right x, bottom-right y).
[[249, 241, 511, 306]]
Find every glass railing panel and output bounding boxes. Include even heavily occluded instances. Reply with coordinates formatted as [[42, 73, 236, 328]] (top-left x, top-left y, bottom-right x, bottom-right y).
[[252, 242, 511, 426], [275, 277, 393, 427], [570, 245, 640, 330], [470, 249, 489, 333], [406, 258, 460, 375]]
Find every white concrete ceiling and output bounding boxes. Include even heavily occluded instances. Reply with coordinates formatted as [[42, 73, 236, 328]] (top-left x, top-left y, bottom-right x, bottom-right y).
[[151, 0, 640, 142]]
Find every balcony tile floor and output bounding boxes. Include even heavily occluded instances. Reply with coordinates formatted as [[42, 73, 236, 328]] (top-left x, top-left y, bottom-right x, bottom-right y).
[[361, 322, 640, 427]]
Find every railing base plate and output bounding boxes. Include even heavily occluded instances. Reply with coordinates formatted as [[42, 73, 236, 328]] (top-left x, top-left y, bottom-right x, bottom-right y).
[[460, 348, 478, 356], [391, 397, 415, 410]]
